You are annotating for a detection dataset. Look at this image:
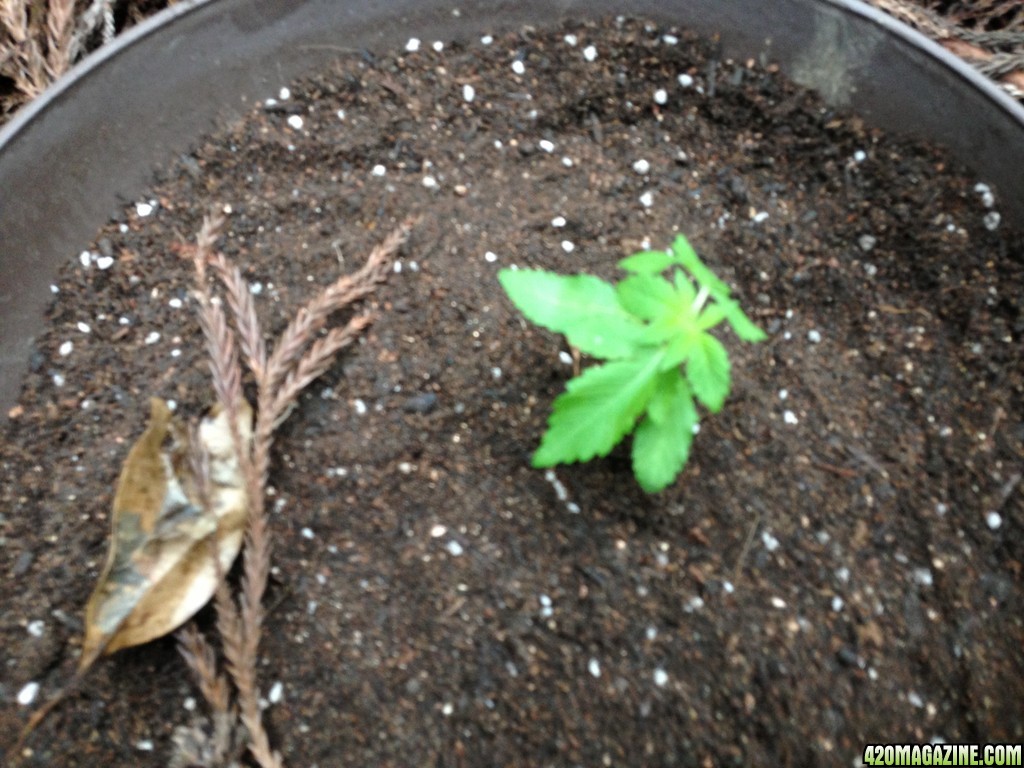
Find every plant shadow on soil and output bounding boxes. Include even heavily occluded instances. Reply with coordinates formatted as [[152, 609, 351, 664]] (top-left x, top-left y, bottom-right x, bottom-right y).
[[1, 16, 1022, 768]]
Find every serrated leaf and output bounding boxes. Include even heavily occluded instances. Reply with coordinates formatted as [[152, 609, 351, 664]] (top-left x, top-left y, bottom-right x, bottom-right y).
[[672, 268, 698, 305], [81, 398, 251, 667], [638, 317, 681, 350], [644, 368, 688, 424], [723, 301, 768, 342], [532, 350, 663, 467], [669, 234, 699, 264], [618, 249, 675, 274], [668, 238, 766, 343], [632, 372, 698, 492], [696, 302, 729, 331], [499, 268, 644, 359], [671, 235, 732, 299], [615, 273, 678, 322], [686, 334, 731, 412], [658, 328, 698, 371], [697, 296, 766, 344]]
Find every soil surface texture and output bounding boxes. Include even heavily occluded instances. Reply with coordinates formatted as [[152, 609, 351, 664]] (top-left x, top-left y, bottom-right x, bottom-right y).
[[2, 16, 1022, 768]]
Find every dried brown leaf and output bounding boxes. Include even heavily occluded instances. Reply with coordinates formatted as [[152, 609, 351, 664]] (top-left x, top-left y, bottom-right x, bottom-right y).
[[81, 397, 251, 664]]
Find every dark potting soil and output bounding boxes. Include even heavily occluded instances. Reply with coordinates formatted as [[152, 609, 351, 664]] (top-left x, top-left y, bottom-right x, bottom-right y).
[[2, 16, 1022, 768]]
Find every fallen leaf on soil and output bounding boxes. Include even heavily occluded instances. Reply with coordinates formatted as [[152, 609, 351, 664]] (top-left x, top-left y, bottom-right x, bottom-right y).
[[81, 397, 251, 663], [14, 397, 251, 754]]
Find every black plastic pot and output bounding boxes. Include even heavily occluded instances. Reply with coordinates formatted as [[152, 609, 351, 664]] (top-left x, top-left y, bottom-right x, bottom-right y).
[[2, 0, 1022, 414]]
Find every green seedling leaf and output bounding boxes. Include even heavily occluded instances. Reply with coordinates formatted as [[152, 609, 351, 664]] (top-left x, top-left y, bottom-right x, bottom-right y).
[[533, 350, 663, 467], [632, 274, 697, 347], [697, 298, 766, 343], [686, 333, 731, 412], [659, 329, 697, 372], [618, 249, 676, 275], [500, 233, 766, 493], [671, 235, 732, 299], [498, 268, 644, 359], [669, 234, 699, 263], [696, 302, 728, 331], [672, 235, 767, 344], [723, 301, 768, 342], [616, 273, 678, 322], [673, 268, 698, 305], [632, 371, 698, 492]]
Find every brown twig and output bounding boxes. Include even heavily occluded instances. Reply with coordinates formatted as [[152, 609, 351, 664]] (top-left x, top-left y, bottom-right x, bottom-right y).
[[731, 507, 763, 587], [270, 314, 372, 428], [264, 222, 408, 394], [190, 212, 245, 421], [173, 411, 245, 768], [1, 0, 139, 115], [812, 459, 859, 479], [208, 252, 268, 381], [176, 625, 233, 721], [864, 0, 1024, 97], [0, 0, 75, 108], [188, 210, 279, 768], [177, 207, 415, 767]]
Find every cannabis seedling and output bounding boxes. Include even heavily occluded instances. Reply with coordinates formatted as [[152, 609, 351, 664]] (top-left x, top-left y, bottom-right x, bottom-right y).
[[499, 234, 766, 493]]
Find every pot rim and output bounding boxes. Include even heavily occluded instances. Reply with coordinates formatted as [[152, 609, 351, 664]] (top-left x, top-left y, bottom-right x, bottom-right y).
[[4, 0, 1023, 148]]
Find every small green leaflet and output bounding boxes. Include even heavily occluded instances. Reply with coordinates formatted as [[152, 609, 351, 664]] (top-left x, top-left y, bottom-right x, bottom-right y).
[[498, 269, 646, 360], [668, 235, 767, 344], [686, 333, 731, 413], [615, 273, 678, 323], [632, 371, 697, 493], [669, 235, 732, 298], [499, 234, 765, 493], [619, 249, 677, 275], [533, 349, 664, 467]]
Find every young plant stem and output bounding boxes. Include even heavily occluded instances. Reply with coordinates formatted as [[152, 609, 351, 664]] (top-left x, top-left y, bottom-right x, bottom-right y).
[[692, 285, 711, 315]]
